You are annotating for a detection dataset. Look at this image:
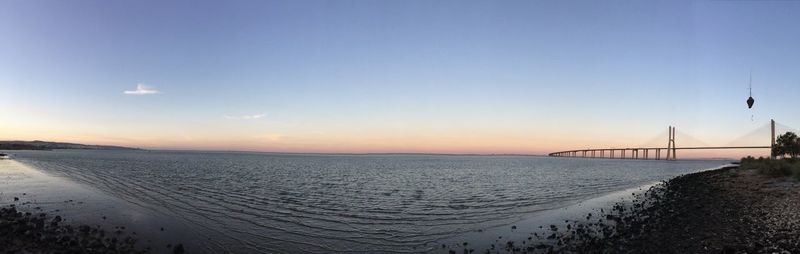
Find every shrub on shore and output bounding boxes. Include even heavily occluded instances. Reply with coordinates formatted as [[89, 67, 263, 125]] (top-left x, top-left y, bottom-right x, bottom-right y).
[[773, 131, 800, 158], [740, 156, 800, 179]]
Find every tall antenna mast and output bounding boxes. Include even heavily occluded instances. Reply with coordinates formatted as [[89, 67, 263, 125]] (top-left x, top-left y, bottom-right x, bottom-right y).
[[749, 71, 752, 97]]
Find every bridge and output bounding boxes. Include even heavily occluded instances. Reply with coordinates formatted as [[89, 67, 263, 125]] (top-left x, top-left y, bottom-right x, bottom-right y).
[[549, 119, 779, 160]]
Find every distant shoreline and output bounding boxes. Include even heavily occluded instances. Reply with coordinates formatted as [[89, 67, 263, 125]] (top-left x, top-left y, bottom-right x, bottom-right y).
[[140, 149, 547, 157], [1, 146, 742, 160], [103, 149, 742, 160], [0, 140, 140, 151]]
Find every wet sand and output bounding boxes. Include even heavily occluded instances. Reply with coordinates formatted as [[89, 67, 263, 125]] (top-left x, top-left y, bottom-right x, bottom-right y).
[[0, 159, 190, 253], [436, 165, 800, 253]]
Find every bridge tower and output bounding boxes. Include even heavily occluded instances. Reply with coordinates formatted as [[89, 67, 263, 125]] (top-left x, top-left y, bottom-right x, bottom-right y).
[[771, 119, 776, 159], [672, 126, 676, 160], [666, 126, 676, 160]]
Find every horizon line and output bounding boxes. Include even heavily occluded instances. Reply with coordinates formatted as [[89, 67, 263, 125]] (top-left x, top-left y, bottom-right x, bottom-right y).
[[0, 139, 746, 160]]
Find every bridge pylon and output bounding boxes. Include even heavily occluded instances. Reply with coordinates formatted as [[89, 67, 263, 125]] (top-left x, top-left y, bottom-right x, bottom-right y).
[[771, 119, 776, 159], [666, 126, 676, 160]]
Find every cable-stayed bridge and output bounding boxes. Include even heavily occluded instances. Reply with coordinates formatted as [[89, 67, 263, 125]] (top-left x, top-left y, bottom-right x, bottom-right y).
[[548, 119, 793, 160]]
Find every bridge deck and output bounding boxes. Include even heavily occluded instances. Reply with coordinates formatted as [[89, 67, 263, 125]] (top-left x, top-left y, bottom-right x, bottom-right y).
[[551, 120, 778, 160], [548, 146, 771, 160]]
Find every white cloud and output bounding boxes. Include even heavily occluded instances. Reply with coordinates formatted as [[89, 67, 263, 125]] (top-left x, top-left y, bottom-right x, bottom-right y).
[[242, 114, 265, 119], [224, 114, 266, 120], [124, 84, 160, 95]]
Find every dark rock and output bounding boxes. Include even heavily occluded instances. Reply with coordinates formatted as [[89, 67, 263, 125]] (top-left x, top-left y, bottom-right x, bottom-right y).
[[172, 243, 185, 254]]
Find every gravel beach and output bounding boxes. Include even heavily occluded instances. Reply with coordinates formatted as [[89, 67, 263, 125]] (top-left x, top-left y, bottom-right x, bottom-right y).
[[0, 159, 189, 253], [0, 204, 150, 253], [441, 165, 800, 254], [578, 165, 800, 253]]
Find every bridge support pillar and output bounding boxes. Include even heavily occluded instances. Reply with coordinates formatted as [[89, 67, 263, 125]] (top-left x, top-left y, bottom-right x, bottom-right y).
[[666, 126, 677, 160], [771, 119, 776, 159]]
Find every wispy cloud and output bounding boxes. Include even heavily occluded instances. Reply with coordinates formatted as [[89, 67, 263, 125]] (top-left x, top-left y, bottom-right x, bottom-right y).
[[224, 114, 266, 120], [124, 83, 160, 95]]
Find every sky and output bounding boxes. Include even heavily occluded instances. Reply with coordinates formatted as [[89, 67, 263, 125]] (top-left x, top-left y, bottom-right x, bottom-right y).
[[1, 0, 799, 156]]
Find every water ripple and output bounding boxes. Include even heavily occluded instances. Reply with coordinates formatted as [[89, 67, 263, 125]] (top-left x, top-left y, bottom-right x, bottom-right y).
[[13, 151, 724, 253]]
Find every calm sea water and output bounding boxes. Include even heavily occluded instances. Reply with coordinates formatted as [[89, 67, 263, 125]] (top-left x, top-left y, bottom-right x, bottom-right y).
[[10, 150, 725, 253]]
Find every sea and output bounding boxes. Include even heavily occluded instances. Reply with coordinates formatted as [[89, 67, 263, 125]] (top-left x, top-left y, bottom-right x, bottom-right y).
[[4, 149, 727, 253]]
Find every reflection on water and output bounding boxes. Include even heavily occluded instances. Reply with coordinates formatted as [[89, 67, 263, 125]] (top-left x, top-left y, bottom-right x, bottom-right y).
[[7, 150, 724, 253], [0, 159, 190, 253]]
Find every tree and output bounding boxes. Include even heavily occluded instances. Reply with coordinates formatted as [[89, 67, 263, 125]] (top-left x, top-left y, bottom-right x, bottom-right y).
[[774, 132, 800, 158]]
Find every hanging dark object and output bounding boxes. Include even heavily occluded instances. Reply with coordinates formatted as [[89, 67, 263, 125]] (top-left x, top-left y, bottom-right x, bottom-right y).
[[746, 72, 754, 109]]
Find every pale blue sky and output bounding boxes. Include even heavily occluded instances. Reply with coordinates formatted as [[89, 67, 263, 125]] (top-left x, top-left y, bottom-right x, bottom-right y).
[[0, 0, 798, 154]]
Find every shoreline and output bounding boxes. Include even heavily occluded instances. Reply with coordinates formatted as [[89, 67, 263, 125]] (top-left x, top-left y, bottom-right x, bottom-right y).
[[436, 165, 800, 253], [432, 179, 660, 253], [432, 164, 733, 253], [0, 160, 188, 253], [0, 205, 150, 253], [1, 148, 745, 160], [577, 165, 800, 253]]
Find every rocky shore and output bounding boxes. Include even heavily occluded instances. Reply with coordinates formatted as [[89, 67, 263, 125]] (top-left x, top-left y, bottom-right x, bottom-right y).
[[0, 159, 189, 253], [552, 165, 799, 253], [444, 166, 800, 253], [0, 203, 185, 253]]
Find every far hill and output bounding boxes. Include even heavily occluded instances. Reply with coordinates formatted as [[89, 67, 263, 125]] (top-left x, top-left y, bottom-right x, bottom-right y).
[[0, 140, 140, 151]]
